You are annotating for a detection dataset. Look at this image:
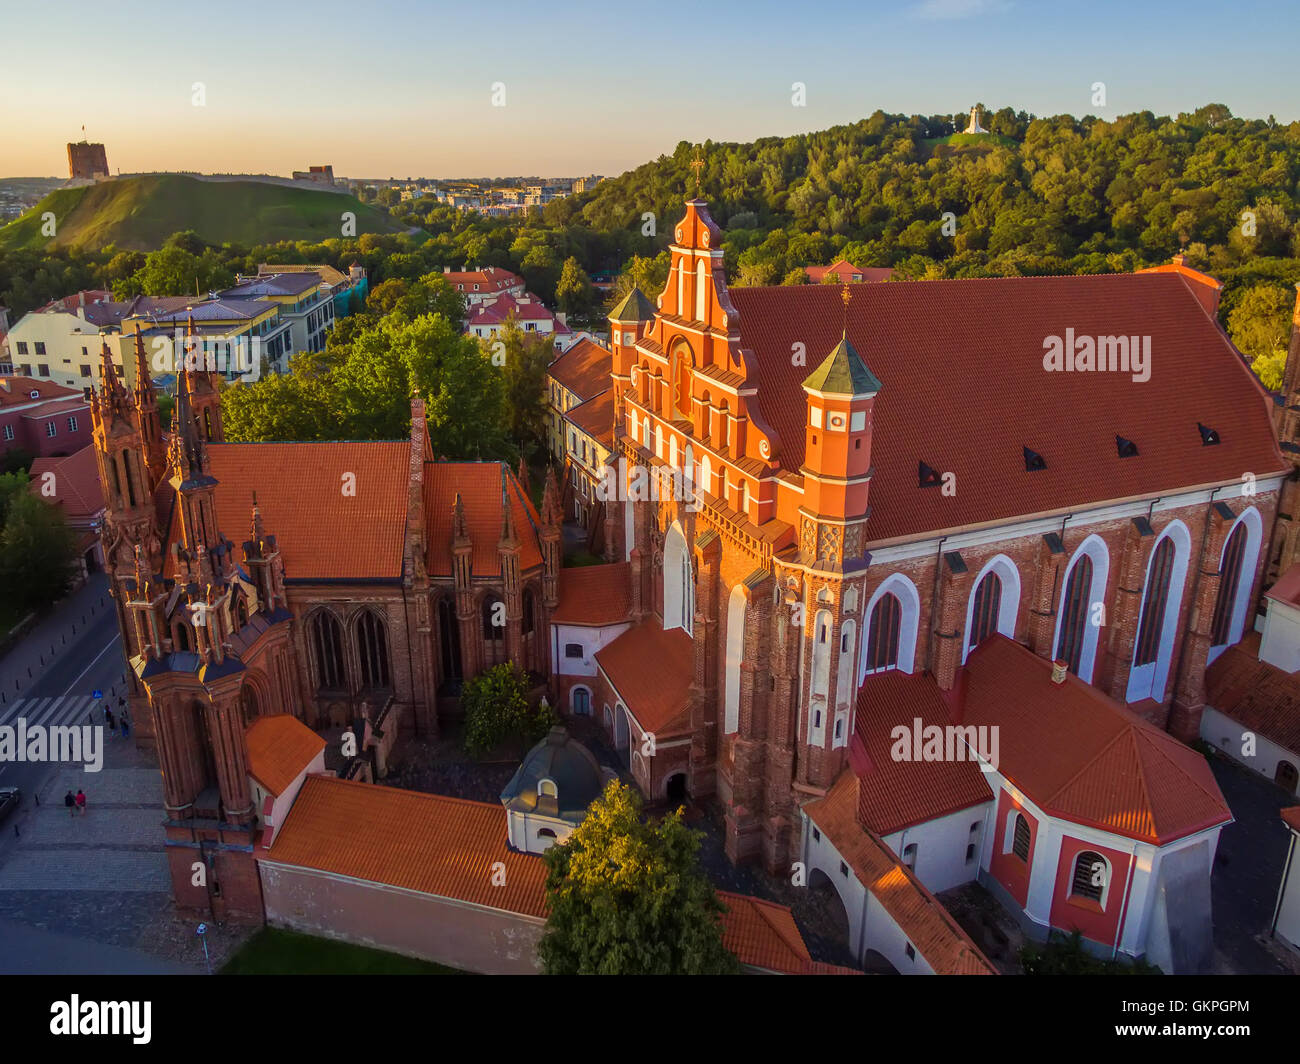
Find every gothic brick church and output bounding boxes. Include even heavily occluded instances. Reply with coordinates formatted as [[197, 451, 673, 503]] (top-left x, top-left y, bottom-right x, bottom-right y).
[[94, 199, 1300, 968], [93, 326, 561, 917]]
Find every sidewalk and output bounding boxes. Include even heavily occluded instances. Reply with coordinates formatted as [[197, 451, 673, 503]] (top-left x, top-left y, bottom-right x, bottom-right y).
[[0, 574, 117, 704]]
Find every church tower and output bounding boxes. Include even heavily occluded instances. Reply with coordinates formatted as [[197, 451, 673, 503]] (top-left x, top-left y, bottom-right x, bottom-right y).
[[130, 326, 168, 488], [791, 317, 882, 796]]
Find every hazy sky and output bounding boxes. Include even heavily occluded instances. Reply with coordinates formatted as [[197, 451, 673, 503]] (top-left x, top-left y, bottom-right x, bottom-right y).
[[2, 0, 1296, 179]]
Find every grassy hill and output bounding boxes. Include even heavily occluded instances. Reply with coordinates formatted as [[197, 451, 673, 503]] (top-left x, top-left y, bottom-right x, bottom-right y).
[[0, 174, 409, 252]]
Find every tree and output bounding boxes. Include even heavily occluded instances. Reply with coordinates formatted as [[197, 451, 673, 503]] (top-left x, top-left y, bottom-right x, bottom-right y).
[[538, 780, 741, 975], [1228, 283, 1293, 389], [461, 662, 554, 757], [535, 780, 743, 967], [491, 318, 552, 463], [555, 256, 593, 316], [0, 486, 78, 614]]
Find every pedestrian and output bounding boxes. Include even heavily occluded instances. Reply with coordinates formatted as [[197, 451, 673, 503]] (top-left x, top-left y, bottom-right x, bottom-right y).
[[75, 789, 86, 816], [64, 790, 75, 818], [105, 706, 115, 732], [120, 714, 129, 739]]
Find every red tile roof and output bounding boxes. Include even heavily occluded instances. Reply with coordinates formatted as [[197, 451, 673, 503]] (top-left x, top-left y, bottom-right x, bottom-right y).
[[268, 777, 845, 973], [1206, 630, 1300, 755], [805, 259, 893, 284], [1266, 563, 1300, 608], [468, 294, 559, 327], [0, 377, 83, 408], [266, 776, 548, 916], [806, 773, 996, 975], [729, 273, 1285, 542], [28, 445, 103, 520], [960, 636, 1232, 844], [596, 617, 693, 736], [565, 388, 613, 448], [854, 671, 993, 835], [716, 891, 857, 974], [164, 442, 411, 581], [553, 562, 632, 626], [245, 714, 326, 796], [443, 267, 523, 293], [1282, 806, 1300, 834], [423, 461, 542, 577], [548, 338, 611, 401]]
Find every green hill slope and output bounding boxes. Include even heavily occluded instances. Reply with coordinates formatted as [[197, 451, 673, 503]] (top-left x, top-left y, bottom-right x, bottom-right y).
[[0, 174, 409, 252]]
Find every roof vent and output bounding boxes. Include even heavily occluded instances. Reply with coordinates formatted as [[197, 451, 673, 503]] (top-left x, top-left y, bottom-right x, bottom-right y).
[[1198, 422, 1220, 446], [1116, 435, 1139, 458], [918, 461, 942, 488], [1023, 446, 1046, 472]]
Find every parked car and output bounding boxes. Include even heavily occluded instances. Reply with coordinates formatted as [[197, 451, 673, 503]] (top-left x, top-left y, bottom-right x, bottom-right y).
[[0, 787, 20, 825]]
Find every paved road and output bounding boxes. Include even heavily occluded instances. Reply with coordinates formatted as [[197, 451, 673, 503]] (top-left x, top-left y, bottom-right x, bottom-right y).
[[0, 916, 197, 975]]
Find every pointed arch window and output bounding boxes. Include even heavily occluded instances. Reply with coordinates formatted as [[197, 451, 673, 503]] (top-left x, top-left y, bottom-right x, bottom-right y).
[[1134, 538, 1175, 667], [866, 593, 902, 672], [355, 610, 390, 689], [522, 588, 536, 636], [311, 612, 345, 691], [968, 571, 1002, 650], [1056, 556, 1093, 675], [695, 260, 707, 321], [1210, 523, 1248, 648]]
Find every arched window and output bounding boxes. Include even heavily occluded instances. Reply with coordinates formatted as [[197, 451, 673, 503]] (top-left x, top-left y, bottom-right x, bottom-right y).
[[234, 593, 250, 629], [1070, 850, 1108, 904], [1135, 538, 1175, 668], [968, 572, 1002, 650], [355, 610, 390, 689], [676, 258, 686, 317], [1209, 510, 1262, 663], [311, 612, 345, 691], [572, 686, 591, 715], [1053, 535, 1110, 684], [1011, 813, 1031, 862], [663, 522, 693, 635], [902, 843, 918, 871], [240, 684, 260, 726], [1210, 523, 1247, 648], [1056, 555, 1093, 674], [173, 620, 192, 652], [865, 594, 902, 672], [695, 260, 707, 321], [699, 454, 712, 498], [522, 588, 536, 636], [724, 585, 746, 735]]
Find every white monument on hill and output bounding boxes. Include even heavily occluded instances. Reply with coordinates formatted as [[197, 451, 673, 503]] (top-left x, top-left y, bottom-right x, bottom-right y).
[[963, 106, 988, 134]]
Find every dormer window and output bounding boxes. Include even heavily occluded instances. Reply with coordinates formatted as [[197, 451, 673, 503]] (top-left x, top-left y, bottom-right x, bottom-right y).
[[538, 778, 558, 799], [918, 461, 942, 488], [1116, 436, 1139, 458], [1023, 446, 1046, 472], [1198, 422, 1220, 445]]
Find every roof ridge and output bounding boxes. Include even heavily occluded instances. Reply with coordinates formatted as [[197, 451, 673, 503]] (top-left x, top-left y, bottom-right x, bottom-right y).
[[1044, 723, 1134, 808], [1131, 726, 1227, 830]]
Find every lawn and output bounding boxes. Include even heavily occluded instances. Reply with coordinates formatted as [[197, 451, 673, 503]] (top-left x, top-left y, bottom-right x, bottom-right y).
[[220, 927, 463, 975]]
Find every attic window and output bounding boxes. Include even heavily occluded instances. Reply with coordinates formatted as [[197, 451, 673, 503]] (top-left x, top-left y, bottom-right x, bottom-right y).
[[918, 461, 942, 488], [1198, 422, 1220, 446], [1116, 436, 1139, 459], [1023, 446, 1046, 472]]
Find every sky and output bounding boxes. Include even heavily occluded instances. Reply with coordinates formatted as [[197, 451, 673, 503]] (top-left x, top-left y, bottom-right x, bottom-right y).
[[1, 0, 1297, 180]]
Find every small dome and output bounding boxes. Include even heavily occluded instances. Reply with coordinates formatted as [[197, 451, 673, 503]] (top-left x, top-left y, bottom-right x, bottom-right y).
[[500, 726, 606, 822]]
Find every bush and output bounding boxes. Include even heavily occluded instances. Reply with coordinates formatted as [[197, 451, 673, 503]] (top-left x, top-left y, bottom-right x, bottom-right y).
[[1020, 929, 1161, 974], [461, 662, 554, 757]]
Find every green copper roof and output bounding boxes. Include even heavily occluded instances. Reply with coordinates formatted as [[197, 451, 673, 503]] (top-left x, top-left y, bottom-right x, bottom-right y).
[[802, 336, 883, 396], [608, 286, 656, 322]]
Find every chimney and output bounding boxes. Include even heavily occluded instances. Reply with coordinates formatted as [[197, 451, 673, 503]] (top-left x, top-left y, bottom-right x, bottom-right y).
[[1171, 253, 1186, 268], [443, 266, 451, 273], [1051, 659, 1068, 684]]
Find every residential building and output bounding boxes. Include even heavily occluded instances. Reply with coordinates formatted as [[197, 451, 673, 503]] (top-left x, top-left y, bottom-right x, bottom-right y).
[[442, 266, 525, 307], [805, 259, 894, 284], [6, 290, 127, 390], [0, 376, 92, 458], [467, 293, 571, 346], [253, 262, 369, 321], [221, 273, 335, 356]]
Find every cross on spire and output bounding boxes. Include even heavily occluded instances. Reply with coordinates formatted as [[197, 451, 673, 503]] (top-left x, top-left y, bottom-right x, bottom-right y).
[[689, 146, 705, 198], [841, 277, 851, 338]]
